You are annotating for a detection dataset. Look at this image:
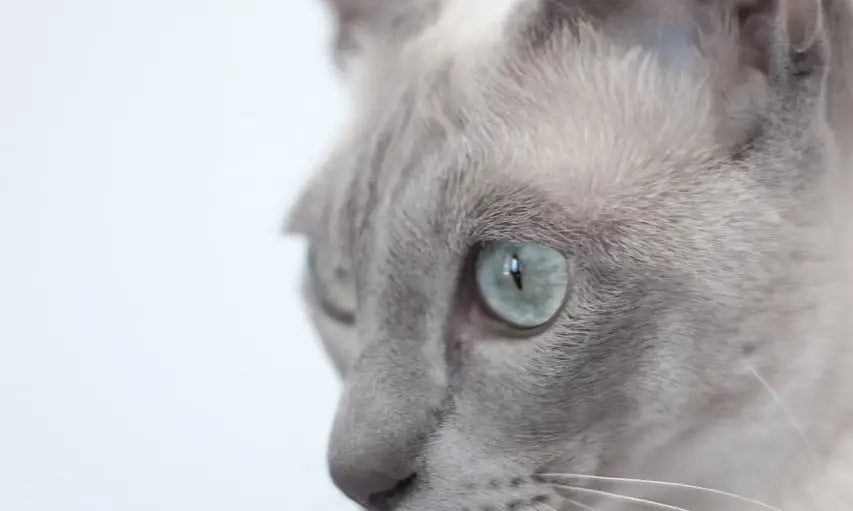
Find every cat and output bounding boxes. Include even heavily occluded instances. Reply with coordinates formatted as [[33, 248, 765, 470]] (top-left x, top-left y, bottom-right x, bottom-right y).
[[288, 0, 853, 509]]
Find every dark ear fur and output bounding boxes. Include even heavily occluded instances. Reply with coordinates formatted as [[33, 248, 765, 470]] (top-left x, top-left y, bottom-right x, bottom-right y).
[[722, 0, 853, 163], [822, 0, 853, 158]]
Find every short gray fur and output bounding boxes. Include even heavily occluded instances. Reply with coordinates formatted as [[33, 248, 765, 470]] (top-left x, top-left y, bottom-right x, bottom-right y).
[[291, 1, 853, 509]]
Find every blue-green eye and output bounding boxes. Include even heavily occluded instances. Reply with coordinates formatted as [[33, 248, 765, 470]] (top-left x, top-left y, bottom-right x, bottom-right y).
[[475, 242, 570, 330], [308, 245, 356, 323]]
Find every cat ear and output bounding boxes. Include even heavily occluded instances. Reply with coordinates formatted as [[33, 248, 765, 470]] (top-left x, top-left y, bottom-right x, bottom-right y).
[[716, 0, 825, 76], [530, 0, 825, 74], [321, 0, 436, 70], [322, 0, 380, 65], [531, 0, 828, 149], [784, 0, 824, 53], [699, 0, 828, 148]]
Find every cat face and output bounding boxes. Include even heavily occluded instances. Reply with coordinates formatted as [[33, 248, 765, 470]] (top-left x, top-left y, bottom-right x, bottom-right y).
[[291, 1, 840, 509]]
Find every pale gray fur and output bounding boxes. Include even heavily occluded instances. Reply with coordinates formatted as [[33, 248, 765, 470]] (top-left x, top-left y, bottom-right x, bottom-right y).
[[290, 1, 853, 510]]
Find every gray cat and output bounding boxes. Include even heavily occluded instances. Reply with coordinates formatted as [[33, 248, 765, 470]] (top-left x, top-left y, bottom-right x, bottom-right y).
[[289, 0, 853, 509]]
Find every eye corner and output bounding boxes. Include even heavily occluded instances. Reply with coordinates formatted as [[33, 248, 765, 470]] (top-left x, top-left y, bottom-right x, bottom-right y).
[[307, 244, 358, 325]]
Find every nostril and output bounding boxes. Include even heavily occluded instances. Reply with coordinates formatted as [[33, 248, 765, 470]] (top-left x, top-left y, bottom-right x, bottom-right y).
[[368, 474, 417, 511], [328, 458, 417, 509]]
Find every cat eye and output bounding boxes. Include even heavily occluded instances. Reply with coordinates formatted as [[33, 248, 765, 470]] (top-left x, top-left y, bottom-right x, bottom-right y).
[[308, 245, 357, 323], [475, 242, 570, 330]]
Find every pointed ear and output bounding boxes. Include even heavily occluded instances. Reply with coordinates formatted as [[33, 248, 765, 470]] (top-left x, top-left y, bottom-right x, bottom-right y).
[[720, 0, 825, 77], [321, 0, 437, 70], [702, 0, 829, 147], [528, 0, 826, 69], [785, 0, 824, 53], [322, 0, 383, 66]]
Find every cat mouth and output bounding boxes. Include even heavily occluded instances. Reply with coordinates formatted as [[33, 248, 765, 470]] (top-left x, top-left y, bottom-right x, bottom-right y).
[[368, 474, 417, 511]]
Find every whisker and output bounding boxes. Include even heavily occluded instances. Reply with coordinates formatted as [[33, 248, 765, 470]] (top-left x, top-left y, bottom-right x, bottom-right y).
[[541, 473, 781, 511], [527, 501, 560, 511], [554, 484, 691, 511], [744, 362, 820, 468], [561, 497, 600, 511]]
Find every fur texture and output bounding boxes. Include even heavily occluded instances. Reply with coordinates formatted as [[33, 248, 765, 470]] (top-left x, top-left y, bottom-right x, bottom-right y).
[[292, 1, 853, 509]]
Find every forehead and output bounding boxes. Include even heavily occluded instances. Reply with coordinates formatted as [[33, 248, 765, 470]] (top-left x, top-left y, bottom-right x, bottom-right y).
[[299, 17, 721, 262]]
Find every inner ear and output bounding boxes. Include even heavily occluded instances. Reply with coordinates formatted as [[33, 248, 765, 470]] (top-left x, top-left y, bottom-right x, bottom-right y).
[[694, 0, 829, 150], [785, 0, 824, 52], [725, 0, 825, 74], [729, 0, 778, 75], [530, 0, 824, 71]]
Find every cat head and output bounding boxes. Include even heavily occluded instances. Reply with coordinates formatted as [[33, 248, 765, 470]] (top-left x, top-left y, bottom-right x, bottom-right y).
[[291, 1, 848, 509]]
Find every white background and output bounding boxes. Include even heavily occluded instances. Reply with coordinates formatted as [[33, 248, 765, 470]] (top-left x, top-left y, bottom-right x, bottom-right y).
[[0, 1, 353, 509]]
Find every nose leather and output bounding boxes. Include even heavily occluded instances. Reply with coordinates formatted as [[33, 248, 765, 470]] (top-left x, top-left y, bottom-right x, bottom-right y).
[[327, 348, 439, 507]]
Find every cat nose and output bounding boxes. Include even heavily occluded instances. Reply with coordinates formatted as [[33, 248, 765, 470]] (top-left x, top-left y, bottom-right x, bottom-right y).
[[328, 415, 415, 507], [327, 351, 438, 508], [327, 383, 424, 508], [329, 460, 415, 509]]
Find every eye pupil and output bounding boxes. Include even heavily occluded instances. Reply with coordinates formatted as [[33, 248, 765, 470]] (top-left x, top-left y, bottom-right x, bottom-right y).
[[508, 254, 523, 290]]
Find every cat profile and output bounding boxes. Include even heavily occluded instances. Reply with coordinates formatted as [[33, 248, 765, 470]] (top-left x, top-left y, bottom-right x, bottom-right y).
[[289, 1, 853, 509]]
